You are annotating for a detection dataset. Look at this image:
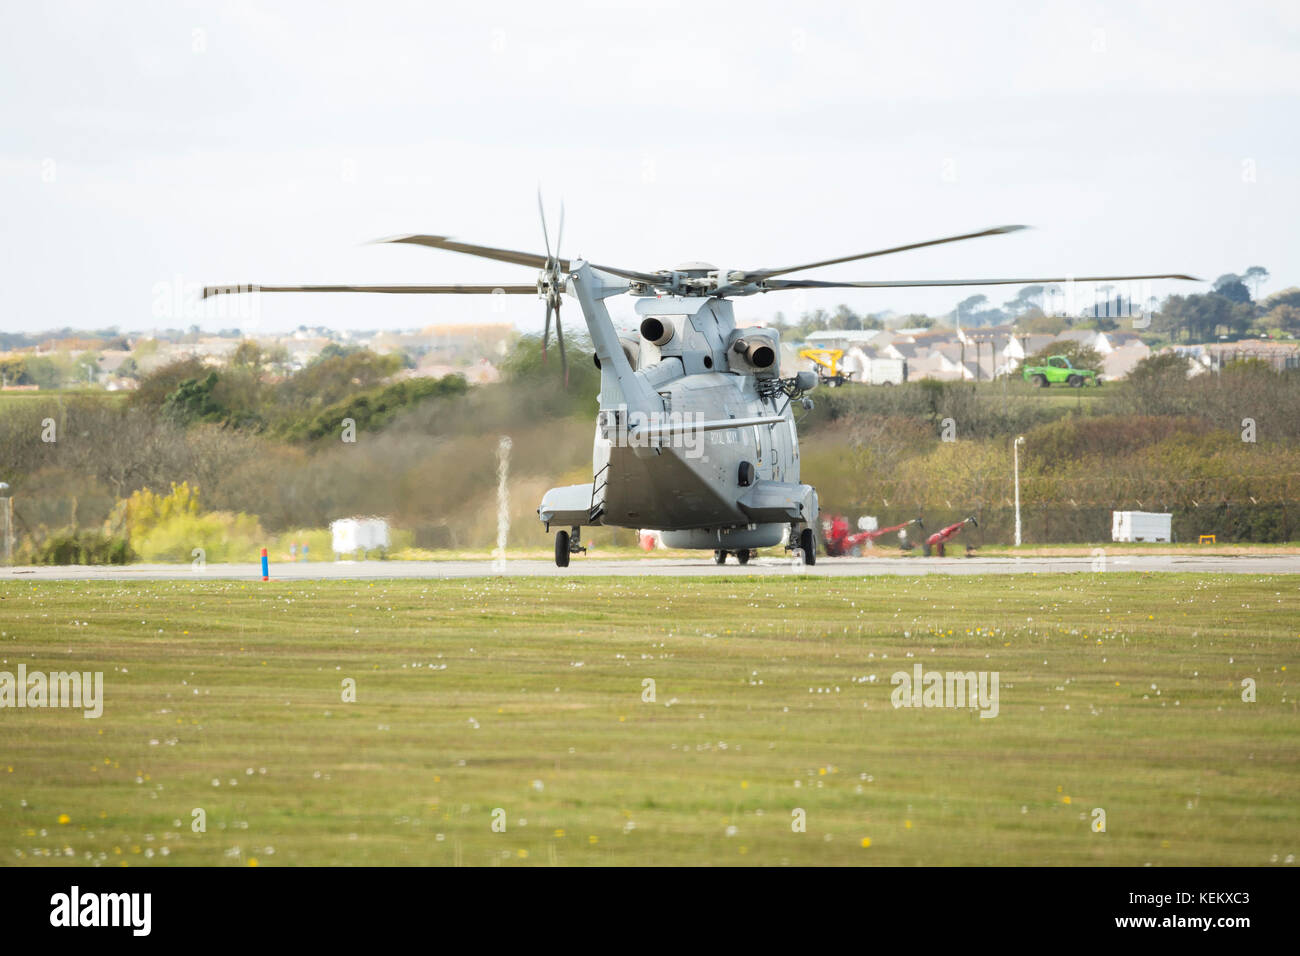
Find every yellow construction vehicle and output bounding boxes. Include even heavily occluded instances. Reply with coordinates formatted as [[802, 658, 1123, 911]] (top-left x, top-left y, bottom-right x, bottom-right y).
[[799, 347, 853, 387]]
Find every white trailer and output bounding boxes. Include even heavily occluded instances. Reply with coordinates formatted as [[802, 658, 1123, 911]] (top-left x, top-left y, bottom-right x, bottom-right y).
[[331, 517, 391, 559], [864, 356, 907, 385], [1111, 511, 1172, 543]]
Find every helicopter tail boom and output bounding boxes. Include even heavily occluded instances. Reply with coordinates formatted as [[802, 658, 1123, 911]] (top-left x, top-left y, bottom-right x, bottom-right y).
[[567, 262, 662, 416]]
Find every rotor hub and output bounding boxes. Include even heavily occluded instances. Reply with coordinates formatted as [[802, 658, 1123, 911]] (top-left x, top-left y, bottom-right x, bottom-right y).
[[673, 261, 717, 276], [537, 261, 564, 306]]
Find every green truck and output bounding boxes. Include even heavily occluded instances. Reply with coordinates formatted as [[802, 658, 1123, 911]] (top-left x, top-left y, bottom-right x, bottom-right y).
[[1021, 355, 1100, 388]]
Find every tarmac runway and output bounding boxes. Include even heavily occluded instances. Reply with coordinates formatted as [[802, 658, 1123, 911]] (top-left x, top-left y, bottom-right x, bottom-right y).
[[7, 554, 1300, 581]]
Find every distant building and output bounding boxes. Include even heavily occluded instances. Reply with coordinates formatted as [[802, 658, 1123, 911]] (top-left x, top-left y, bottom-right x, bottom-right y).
[[401, 357, 500, 385], [1202, 339, 1300, 371], [1095, 330, 1145, 354], [96, 349, 134, 375], [801, 329, 885, 351], [796, 324, 1098, 382], [1101, 341, 1151, 379]]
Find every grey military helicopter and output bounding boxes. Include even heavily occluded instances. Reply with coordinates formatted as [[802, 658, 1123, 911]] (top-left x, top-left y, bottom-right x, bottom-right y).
[[205, 201, 1195, 567]]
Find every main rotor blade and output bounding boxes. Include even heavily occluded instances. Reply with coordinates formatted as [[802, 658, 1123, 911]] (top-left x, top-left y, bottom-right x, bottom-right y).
[[758, 273, 1199, 291], [554, 301, 568, 390], [741, 225, 1030, 281], [537, 188, 553, 261], [542, 302, 552, 363], [556, 202, 565, 262], [378, 234, 661, 285], [202, 283, 538, 299]]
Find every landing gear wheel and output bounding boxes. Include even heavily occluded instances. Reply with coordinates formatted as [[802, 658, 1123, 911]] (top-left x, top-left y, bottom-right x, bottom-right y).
[[714, 549, 728, 565], [799, 528, 816, 566], [555, 530, 570, 568], [736, 549, 751, 565]]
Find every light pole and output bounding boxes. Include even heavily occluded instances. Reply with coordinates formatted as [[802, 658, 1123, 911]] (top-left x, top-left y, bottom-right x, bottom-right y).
[[1013, 437, 1025, 547], [0, 482, 11, 565]]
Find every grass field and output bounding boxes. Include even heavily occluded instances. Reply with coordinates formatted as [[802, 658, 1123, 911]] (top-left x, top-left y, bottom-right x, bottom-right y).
[[1, 574, 1296, 866]]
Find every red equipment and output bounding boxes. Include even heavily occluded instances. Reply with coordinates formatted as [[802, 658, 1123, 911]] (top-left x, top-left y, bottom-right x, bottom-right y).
[[923, 516, 978, 556], [821, 516, 923, 557]]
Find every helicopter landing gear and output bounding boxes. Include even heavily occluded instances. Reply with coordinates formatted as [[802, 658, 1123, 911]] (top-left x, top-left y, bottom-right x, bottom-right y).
[[786, 525, 817, 566], [716, 548, 755, 565], [800, 528, 817, 566], [555, 527, 585, 568]]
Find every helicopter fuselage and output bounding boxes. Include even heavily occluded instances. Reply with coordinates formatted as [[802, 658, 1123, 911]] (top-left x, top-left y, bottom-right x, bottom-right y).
[[537, 264, 819, 553]]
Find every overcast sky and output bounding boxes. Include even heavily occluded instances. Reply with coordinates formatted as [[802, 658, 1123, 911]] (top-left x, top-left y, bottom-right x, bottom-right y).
[[2, 0, 1297, 336]]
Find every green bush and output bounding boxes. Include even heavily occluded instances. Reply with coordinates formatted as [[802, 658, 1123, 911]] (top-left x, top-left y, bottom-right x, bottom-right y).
[[282, 374, 468, 442], [35, 529, 133, 565], [130, 510, 265, 563], [108, 481, 268, 563]]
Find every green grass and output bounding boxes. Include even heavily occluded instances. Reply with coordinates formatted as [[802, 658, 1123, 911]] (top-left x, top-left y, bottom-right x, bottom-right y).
[[0, 389, 126, 406], [1, 574, 1296, 866]]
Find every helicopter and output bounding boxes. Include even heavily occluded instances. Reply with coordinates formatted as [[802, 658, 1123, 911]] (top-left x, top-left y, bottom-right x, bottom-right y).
[[204, 200, 1196, 568]]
